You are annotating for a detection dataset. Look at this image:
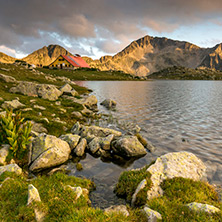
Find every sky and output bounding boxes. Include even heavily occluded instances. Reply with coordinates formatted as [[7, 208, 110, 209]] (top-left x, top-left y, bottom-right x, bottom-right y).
[[1, 0, 222, 59]]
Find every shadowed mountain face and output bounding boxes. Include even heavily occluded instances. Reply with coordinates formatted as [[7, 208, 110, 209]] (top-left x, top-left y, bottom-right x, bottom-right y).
[[22, 45, 73, 66], [85, 35, 222, 76], [0, 52, 16, 63]]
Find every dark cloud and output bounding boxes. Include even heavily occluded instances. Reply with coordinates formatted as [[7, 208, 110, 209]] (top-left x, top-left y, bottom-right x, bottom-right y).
[[1, 0, 222, 57]]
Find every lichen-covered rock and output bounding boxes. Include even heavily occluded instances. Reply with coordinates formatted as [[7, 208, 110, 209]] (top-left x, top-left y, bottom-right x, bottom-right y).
[[146, 152, 207, 200], [59, 83, 72, 92], [186, 202, 220, 214], [142, 207, 162, 221], [29, 134, 71, 172], [9, 81, 62, 101], [74, 138, 87, 156], [131, 179, 147, 206], [99, 134, 114, 151], [29, 121, 48, 134], [0, 144, 10, 165], [83, 95, 98, 110], [88, 137, 100, 154], [1, 99, 25, 110], [100, 99, 117, 109], [59, 134, 80, 150], [0, 164, 22, 176], [71, 122, 81, 134], [65, 185, 83, 200], [80, 125, 122, 138], [112, 136, 147, 158], [27, 184, 41, 205], [104, 205, 129, 217], [0, 73, 17, 83]]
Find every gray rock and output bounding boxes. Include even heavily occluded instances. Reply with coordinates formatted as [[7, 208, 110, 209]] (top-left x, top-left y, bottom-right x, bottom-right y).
[[71, 122, 81, 134], [59, 134, 81, 150], [104, 205, 129, 217], [112, 136, 147, 158], [142, 207, 162, 222], [21, 108, 33, 112], [27, 184, 41, 205], [99, 134, 114, 151], [9, 81, 62, 101], [80, 125, 122, 138], [100, 99, 117, 109], [131, 179, 147, 207], [29, 134, 71, 172], [1, 99, 25, 110], [0, 144, 10, 165], [146, 152, 207, 200], [0, 73, 17, 83], [88, 137, 100, 154], [28, 121, 48, 133], [186, 202, 220, 214], [0, 164, 22, 176], [71, 111, 83, 119], [55, 101, 61, 106], [33, 105, 46, 110], [74, 138, 87, 156], [59, 83, 72, 92]]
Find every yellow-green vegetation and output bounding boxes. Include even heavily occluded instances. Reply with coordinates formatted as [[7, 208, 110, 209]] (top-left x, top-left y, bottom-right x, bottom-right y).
[[0, 63, 92, 137], [146, 177, 222, 221], [0, 172, 146, 222], [0, 110, 32, 166], [114, 165, 152, 205], [38, 67, 135, 81]]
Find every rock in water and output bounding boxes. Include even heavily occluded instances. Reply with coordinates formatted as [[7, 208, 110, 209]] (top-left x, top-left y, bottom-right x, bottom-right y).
[[146, 151, 207, 200], [100, 99, 117, 109], [112, 135, 147, 157], [29, 134, 71, 172]]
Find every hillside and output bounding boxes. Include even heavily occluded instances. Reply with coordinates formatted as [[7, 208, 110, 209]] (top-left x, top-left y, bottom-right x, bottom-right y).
[[85, 35, 222, 76], [22, 44, 73, 66], [0, 52, 16, 63]]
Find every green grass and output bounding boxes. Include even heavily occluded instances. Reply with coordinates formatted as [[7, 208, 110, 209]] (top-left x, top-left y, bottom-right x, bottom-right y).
[[114, 165, 152, 204], [0, 172, 146, 222], [38, 67, 135, 81], [146, 177, 222, 221]]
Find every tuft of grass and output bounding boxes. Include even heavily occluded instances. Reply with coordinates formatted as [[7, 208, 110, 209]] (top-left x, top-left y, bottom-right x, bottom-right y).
[[146, 177, 222, 222], [114, 165, 152, 203]]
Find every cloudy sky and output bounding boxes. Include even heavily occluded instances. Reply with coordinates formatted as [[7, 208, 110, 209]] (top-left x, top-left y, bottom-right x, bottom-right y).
[[1, 0, 222, 59]]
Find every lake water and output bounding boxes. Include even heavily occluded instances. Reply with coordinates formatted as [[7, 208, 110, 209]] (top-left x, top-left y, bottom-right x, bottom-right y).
[[74, 80, 222, 208]]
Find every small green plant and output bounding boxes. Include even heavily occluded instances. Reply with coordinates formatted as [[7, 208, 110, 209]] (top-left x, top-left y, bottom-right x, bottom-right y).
[[0, 110, 32, 162]]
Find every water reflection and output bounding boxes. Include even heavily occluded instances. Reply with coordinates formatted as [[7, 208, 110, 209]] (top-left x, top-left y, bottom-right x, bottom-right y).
[[80, 80, 222, 185]]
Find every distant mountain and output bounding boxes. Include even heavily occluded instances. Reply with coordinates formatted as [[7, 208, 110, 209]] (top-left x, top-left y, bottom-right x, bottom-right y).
[[85, 35, 222, 76], [0, 52, 16, 63], [23, 45, 73, 66]]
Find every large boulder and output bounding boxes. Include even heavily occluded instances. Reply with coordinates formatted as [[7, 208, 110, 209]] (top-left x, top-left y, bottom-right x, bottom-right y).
[[146, 152, 207, 200], [112, 135, 147, 158], [9, 81, 62, 101], [29, 134, 71, 172]]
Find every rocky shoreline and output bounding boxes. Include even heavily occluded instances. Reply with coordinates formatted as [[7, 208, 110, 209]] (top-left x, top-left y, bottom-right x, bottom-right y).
[[0, 66, 222, 221]]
